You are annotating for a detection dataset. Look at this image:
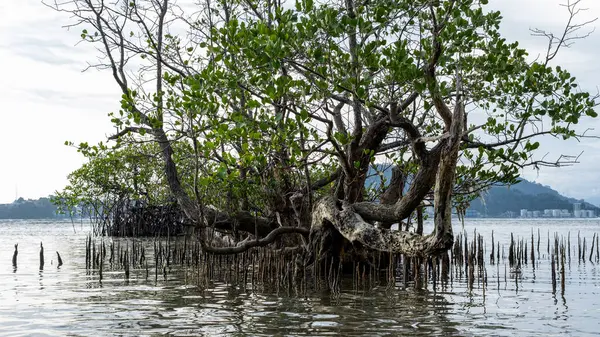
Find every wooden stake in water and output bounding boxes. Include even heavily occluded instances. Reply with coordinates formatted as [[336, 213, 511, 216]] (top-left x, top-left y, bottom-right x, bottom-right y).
[[590, 233, 596, 263], [497, 242, 500, 264], [509, 233, 515, 267], [568, 232, 571, 265], [530, 232, 535, 268], [581, 236, 586, 263], [56, 251, 63, 267], [537, 228, 541, 257], [92, 240, 96, 270], [596, 233, 599, 263], [12, 244, 18, 269], [124, 250, 130, 280], [551, 252, 557, 295], [560, 244, 566, 296], [490, 231, 495, 265], [578, 231, 582, 264], [85, 236, 90, 269], [39, 242, 44, 270]]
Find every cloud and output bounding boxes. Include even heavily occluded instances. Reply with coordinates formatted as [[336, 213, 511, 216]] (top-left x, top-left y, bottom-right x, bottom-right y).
[[6, 37, 81, 67], [485, 0, 600, 201], [0, 1, 119, 203]]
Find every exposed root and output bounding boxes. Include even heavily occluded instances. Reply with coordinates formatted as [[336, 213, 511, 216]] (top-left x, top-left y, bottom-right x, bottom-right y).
[[310, 196, 453, 257]]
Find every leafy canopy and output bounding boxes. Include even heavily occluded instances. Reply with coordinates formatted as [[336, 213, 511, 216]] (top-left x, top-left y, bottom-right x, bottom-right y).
[[53, 0, 597, 217]]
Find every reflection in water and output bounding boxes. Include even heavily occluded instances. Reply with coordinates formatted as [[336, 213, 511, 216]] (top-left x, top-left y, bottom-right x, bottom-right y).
[[12, 244, 18, 271], [0, 219, 600, 336], [39, 269, 44, 291]]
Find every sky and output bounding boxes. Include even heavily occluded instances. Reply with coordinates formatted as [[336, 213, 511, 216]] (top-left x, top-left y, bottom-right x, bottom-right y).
[[1, 0, 600, 204]]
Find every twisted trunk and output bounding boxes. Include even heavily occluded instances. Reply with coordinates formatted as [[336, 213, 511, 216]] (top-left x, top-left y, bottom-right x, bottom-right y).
[[310, 196, 451, 257], [310, 93, 465, 258]]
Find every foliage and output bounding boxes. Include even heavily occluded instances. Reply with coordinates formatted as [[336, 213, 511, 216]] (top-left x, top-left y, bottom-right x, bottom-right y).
[[53, 142, 170, 218], [51, 0, 598, 232]]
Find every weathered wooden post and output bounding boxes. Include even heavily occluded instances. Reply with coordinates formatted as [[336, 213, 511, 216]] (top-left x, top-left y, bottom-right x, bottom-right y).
[[12, 244, 18, 269], [40, 242, 45, 270], [551, 252, 557, 295], [56, 251, 63, 267]]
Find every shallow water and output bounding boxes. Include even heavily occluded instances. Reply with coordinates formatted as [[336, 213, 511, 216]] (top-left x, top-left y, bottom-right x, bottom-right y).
[[1, 219, 600, 336]]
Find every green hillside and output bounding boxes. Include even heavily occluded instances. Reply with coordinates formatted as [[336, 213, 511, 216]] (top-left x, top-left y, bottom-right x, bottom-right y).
[[366, 165, 597, 217], [468, 181, 599, 217], [0, 197, 59, 219]]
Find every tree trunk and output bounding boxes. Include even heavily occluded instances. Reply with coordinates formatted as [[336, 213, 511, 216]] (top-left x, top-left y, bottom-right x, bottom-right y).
[[310, 196, 452, 257], [431, 87, 465, 247], [379, 165, 405, 205], [310, 95, 465, 259], [351, 142, 443, 224], [153, 129, 281, 238]]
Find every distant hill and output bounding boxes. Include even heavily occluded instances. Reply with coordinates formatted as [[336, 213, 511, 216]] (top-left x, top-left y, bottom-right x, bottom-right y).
[[5, 173, 586, 220], [508, 179, 561, 197], [0, 197, 59, 219], [365, 165, 598, 217], [469, 180, 600, 217]]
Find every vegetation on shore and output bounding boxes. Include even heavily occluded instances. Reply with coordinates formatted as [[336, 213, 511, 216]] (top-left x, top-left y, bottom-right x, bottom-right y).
[[0, 198, 59, 219]]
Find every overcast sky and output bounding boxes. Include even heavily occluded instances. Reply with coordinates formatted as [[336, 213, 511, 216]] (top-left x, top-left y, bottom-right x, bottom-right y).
[[1, 0, 600, 204]]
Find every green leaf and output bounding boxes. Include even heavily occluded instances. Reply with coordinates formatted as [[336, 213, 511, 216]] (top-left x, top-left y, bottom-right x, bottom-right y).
[[305, 0, 313, 11]]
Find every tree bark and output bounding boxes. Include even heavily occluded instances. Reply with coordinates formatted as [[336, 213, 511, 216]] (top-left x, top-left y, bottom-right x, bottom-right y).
[[310, 88, 465, 258], [431, 85, 464, 245], [310, 196, 453, 257], [351, 141, 444, 224], [379, 165, 405, 205]]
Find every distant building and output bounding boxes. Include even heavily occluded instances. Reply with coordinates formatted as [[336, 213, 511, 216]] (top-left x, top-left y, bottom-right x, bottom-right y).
[[465, 210, 481, 218], [544, 209, 553, 217], [574, 203, 582, 218], [533, 210, 541, 217], [587, 210, 595, 218], [521, 209, 528, 218], [552, 209, 561, 217]]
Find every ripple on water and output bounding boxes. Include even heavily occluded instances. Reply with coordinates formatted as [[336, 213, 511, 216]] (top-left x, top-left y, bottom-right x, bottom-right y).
[[2, 220, 600, 336]]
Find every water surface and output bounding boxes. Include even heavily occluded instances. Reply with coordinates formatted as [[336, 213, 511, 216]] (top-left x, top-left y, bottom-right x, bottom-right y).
[[1, 219, 600, 336]]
